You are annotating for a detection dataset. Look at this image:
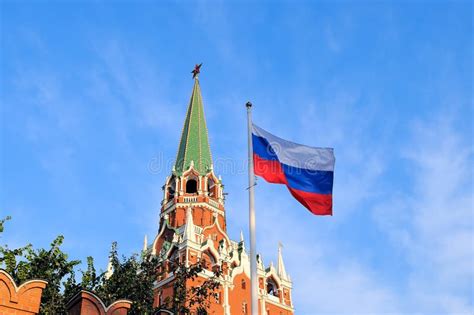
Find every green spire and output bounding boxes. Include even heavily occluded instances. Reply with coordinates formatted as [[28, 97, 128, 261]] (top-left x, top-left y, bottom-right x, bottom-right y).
[[174, 78, 212, 175]]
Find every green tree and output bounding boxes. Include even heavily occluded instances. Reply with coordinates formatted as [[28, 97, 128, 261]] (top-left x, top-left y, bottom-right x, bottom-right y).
[[1, 217, 223, 315], [0, 215, 11, 233], [93, 243, 222, 315], [25, 236, 81, 313], [81, 256, 98, 290], [94, 242, 160, 314], [63, 268, 80, 303], [0, 217, 80, 314]]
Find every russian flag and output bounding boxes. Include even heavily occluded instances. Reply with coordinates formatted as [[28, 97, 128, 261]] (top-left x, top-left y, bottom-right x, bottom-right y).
[[252, 124, 335, 215]]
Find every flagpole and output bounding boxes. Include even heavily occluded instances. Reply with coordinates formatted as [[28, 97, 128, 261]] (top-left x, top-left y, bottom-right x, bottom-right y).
[[246, 101, 258, 315]]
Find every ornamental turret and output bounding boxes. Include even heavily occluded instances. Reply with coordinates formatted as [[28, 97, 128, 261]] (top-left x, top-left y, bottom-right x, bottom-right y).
[[278, 243, 289, 281], [182, 207, 196, 243]]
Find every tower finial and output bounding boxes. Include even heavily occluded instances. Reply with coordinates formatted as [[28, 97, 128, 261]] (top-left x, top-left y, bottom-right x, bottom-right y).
[[191, 63, 202, 79], [278, 241, 288, 280], [183, 207, 196, 242], [143, 234, 148, 252]]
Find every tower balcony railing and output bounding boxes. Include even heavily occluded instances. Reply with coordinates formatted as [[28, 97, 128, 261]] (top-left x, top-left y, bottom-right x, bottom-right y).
[[267, 294, 280, 303], [183, 196, 199, 203], [194, 226, 203, 235]]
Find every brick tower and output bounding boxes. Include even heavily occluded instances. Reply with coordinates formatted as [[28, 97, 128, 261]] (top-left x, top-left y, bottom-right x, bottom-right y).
[[150, 74, 294, 315]]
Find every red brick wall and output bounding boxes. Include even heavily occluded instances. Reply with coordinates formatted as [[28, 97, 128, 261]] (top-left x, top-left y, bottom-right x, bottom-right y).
[[66, 290, 132, 315], [228, 272, 251, 314], [0, 269, 47, 315]]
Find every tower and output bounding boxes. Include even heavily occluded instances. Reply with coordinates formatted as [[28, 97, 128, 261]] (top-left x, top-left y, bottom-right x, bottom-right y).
[[150, 73, 294, 315]]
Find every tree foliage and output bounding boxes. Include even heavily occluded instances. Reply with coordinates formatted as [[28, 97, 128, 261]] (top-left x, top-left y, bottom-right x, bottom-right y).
[[93, 244, 222, 315], [0, 217, 80, 313], [89, 242, 161, 314], [81, 256, 98, 290], [0, 217, 223, 315], [0, 215, 11, 234]]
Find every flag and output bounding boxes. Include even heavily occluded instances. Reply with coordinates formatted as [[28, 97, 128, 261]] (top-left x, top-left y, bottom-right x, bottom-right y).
[[252, 124, 335, 215]]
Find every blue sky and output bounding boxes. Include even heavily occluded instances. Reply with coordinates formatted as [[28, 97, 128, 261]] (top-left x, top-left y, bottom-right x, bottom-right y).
[[1, 1, 472, 314]]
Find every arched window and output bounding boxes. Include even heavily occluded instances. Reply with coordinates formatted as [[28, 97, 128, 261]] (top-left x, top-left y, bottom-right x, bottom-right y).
[[266, 277, 278, 297], [168, 177, 176, 199], [186, 178, 198, 194], [241, 279, 246, 289], [207, 177, 217, 197]]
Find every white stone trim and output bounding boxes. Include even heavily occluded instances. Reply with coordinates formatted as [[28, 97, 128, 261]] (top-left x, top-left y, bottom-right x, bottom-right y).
[[161, 202, 224, 218], [152, 216, 173, 255], [201, 213, 232, 248], [264, 296, 294, 311], [0, 269, 47, 294], [153, 273, 176, 289]]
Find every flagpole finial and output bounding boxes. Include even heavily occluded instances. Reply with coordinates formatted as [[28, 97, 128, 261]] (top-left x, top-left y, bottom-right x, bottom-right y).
[[246, 101, 252, 108]]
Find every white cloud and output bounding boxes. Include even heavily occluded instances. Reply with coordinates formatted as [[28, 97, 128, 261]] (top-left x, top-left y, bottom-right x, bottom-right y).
[[90, 39, 182, 132], [294, 260, 399, 315], [373, 114, 473, 314]]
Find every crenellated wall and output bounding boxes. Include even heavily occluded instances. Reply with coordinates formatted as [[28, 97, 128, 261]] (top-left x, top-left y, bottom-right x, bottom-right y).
[[65, 290, 132, 315], [0, 269, 47, 315]]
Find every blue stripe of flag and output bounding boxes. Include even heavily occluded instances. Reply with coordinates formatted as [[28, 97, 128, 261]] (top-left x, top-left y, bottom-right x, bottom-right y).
[[282, 164, 334, 195], [252, 134, 279, 161]]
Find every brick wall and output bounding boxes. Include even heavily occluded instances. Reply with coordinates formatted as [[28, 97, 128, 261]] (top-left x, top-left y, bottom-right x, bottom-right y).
[[66, 290, 132, 315], [0, 269, 47, 315]]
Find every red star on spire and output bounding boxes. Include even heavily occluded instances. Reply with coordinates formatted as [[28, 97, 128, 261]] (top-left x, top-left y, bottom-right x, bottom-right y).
[[191, 63, 202, 79]]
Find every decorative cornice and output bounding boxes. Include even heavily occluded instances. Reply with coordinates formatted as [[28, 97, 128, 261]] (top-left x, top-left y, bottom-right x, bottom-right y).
[[161, 201, 225, 218]]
